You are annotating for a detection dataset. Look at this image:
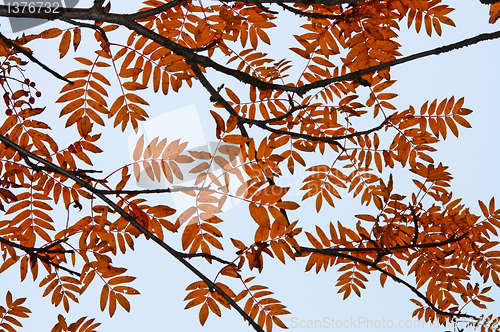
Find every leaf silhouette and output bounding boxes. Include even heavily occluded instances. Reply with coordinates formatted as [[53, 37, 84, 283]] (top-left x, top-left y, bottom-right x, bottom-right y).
[[0, 2, 498, 332]]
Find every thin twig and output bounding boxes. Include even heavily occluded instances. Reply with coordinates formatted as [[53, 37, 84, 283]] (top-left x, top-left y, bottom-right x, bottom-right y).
[[129, 0, 190, 20], [277, 2, 344, 19], [411, 207, 419, 246], [249, 103, 308, 124], [299, 245, 476, 320], [294, 30, 500, 95], [0, 236, 79, 276], [61, 18, 110, 46], [180, 252, 233, 265], [312, 232, 468, 253], [0, 32, 72, 83], [190, 40, 219, 53], [225, 0, 362, 4], [188, 61, 250, 138]]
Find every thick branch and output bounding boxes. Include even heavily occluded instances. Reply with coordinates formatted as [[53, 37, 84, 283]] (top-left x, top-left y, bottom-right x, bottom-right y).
[[0, 134, 264, 332], [295, 30, 500, 95], [224, 0, 362, 4], [188, 61, 293, 225], [0, 6, 499, 97]]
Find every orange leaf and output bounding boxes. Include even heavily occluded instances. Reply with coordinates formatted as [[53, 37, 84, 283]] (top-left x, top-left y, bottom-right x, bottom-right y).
[[73, 28, 81, 51], [56, 89, 85, 103], [249, 25, 258, 49], [116, 293, 130, 312], [256, 28, 270, 45], [225, 88, 241, 104], [220, 265, 240, 278], [123, 82, 147, 91], [92, 72, 111, 86], [162, 72, 169, 95], [249, 202, 270, 229], [230, 238, 246, 250], [59, 30, 71, 58], [210, 110, 225, 139], [109, 291, 117, 317], [185, 296, 206, 310], [108, 276, 136, 285], [199, 303, 209, 326], [207, 297, 221, 316], [453, 114, 472, 128], [40, 28, 62, 39], [100, 285, 109, 311], [133, 135, 144, 161], [125, 93, 149, 105], [223, 135, 248, 144], [275, 201, 299, 210], [490, 2, 500, 24], [64, 70, 90, 79], [148, 205, 176, 218]]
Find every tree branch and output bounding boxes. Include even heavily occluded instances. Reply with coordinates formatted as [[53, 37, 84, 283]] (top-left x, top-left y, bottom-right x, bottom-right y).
[[188, 61, 249, 137], [411, 207, 420, 246], [0, 5, 498, 97], [97, 187, 208, 195], [223, 0, 362, 4], [188, 61, 293, 225], [190, 56, 387, 151], [180, 252, 233, 265], [0, 33, 71, 83], [129, 0, 190, 21], [247, 103, 307, 124], [0, 236, 79, 276], [314, 232, 469, 253], [277, 2, 345, 19], [60, 18, 110, 46], [299, 245, 476, 320], [294, 29, 500, 95], [0, 134, 264, 332]]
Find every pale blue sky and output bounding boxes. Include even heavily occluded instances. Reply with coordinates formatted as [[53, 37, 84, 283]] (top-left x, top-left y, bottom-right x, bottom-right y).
[[0, 1, 499, 331]]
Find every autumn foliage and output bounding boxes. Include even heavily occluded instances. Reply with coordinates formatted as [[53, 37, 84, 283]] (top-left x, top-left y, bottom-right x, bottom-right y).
[[0, 1, 500, 332]]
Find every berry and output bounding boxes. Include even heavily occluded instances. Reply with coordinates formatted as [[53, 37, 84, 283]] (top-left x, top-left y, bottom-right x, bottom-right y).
[[24, 91, 29, 97], [24, 78, 30, 84], [36, 91, 41, 97], [29, 82, 35, 87], [5, 109, 12, 115], [29, 97, 35, 104]]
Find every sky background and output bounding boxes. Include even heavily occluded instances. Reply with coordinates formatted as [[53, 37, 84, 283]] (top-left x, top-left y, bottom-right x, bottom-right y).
[[0, 1, 499, 331]]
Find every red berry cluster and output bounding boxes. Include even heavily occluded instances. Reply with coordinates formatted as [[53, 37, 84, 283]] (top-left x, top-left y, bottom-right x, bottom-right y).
[[5, 78, 43, 116]]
